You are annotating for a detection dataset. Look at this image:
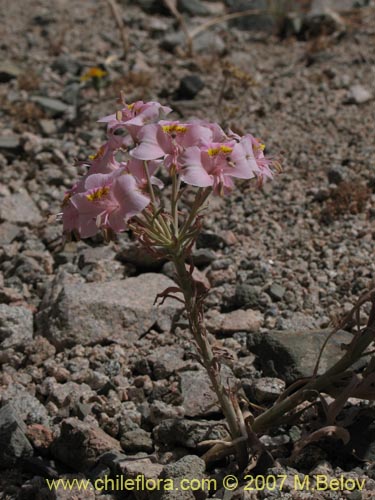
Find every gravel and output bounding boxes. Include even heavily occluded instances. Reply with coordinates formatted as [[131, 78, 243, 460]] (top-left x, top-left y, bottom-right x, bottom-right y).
[[1, 0, 375, 496]]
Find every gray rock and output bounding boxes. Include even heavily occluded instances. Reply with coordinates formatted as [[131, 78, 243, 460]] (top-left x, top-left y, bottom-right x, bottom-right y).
[[0, 384, 49, 425], [197, 231, 227, 250], [154, 455, 207, 500], [0, 190, 42, 225], [0, 135, 21, 151], [40, 379, 94, 410], [51, 55, 82, 75], [251, 377, 286, 403], [0, 404, 33, 469], [179, 369, 218, 418], [149, 401, 185, 425], [120, 459, 164, 500], [267, 283, 285, 302], [30, 96, 70, 117], [51, 418, 122, 472], [0, 304, 33, 349], [176, 74, 205, 100], [0, 222, 20, 245], [248, 329, 359, 383], [0, 61, 21, 82], [148, 345, 186, 379], [120, 428, 153, 453], [327, 165, 346, 184], [36, 273, 183, 350], [234, 283, 261, 308], [225, 0, 273, 32], [177, 0, 210, 16], [345, 85, 373, 105], [153, 418, 229, 449], [191, 248, 216, 266], [160, 31, 225, 56]]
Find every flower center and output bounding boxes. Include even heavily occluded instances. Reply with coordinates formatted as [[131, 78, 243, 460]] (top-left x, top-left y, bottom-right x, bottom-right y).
[[86, 186, 110, 202], [208, 145, 233, 157], [161, 124, 188, 135]]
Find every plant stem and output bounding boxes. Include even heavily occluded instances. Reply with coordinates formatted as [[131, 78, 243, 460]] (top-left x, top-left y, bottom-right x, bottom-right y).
[[252, 323, 375, 433], [172, 254, 248, 469]]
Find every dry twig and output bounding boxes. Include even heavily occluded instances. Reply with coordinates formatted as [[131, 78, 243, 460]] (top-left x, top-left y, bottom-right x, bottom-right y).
[[105, 0, 129, 58]]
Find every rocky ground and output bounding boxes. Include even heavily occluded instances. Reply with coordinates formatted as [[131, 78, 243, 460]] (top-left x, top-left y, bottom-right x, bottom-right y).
[[0, 0, 375, 498]]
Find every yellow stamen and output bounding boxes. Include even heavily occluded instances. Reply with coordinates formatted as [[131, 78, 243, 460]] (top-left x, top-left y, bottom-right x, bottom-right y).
[[89, 145, 105, 161], [86, 186, 110, 202], [127, 103, 135, 110], [161, 124, 188, 134], [254, 141, 265, 151], [208, 145, 233, 156]]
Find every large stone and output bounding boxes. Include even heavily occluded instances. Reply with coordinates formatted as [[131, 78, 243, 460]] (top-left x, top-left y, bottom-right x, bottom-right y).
[[36, 273, 183, 350], [30, 96, 70, 117], [248, 329, 358, 384], [0, 384, 49, 425], [153, 455, 207, 500], [0, 190, 42, 225], [0, 135, 21, 151], [153, 418, 229, 449], [51, 418, 121, 472], [179, 366, 236, 418], [0, 62, 21, 82], [207, 309, 263, 335], [0, 304, 33, 349], [147, 346, 186, 380], [0, 404, 33, 469]]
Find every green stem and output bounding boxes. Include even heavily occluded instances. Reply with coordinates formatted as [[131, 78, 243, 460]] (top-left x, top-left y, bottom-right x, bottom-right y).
[[172, 254, 248, 469]]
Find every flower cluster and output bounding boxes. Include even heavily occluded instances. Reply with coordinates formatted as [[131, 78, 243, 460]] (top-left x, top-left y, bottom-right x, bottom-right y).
[[61, 98, 277, 240]]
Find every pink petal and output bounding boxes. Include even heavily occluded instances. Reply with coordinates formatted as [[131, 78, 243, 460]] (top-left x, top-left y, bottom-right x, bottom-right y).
[[180, 147, 213, 187]]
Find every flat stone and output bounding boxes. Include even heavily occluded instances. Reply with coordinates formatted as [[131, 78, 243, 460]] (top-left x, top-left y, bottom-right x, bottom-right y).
[[248, 329, 361, 384], [0, 190, 42, 225], [0, 62, 21, 82], [51, 418, 122, 472], [177, 0, 210, 16], [30, 96, 69, 117], [251, 377, 286, 403], [268, 283, 286, 302], [0, 304, 33, 350], [154, 455, 207, 500], [120, 428, 153, 454], [0, 404, 33, 469], [147, 346, 186, 379], [36, 273, 183, 350], [179, 366, 236, 418], [120, 459, 164, 500], [0, 222, 20, 245], [0, 135, 21, 151], [207, 309, 263, 335]]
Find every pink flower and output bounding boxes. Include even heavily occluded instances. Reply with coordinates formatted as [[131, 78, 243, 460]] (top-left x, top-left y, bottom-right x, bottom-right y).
[[130, 121, 213, 165], [124, 158, 164, 190], [62, 170, 150, 238], [180, 140, 256, 195], [99, 100, 172, 145]]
